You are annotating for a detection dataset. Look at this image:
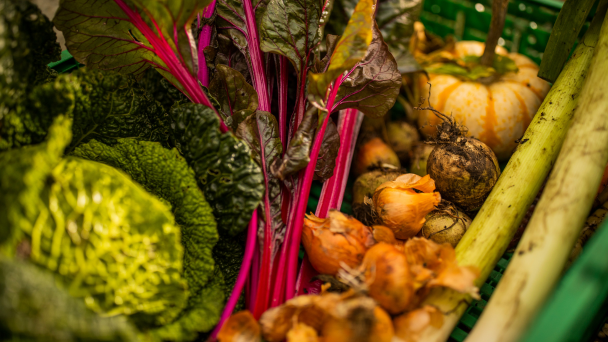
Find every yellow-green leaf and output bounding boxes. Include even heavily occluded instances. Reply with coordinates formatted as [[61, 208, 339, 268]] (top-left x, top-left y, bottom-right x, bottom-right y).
[[307, 0, 376, 103]]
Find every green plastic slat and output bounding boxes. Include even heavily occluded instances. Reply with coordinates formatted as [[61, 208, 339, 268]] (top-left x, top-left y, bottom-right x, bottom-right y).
[[47, 50, 82, 73]]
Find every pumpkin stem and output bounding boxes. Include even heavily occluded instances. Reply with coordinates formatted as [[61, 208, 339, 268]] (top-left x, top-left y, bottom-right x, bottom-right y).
[[481, 0, 510, 67]]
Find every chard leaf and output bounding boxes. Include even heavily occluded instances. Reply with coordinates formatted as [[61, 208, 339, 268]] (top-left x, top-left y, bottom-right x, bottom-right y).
[[170, 103, 264, 236], [259, 0, 331, 77], [209, 64, 259, 125], [216, 0, 268, 34], [215, 0, 268, 78], [205, 33, 252, 85], [271, 105, 317, 180], [54, 0, 211, 101], [325, 0, 423, 74], [72, 138, 221, 337], [307, 0, 376, 104], [236, 111, 284, 233], [332, 22, 402, 118], [376, 0, 423, 73], [314, 117, 340, 181]]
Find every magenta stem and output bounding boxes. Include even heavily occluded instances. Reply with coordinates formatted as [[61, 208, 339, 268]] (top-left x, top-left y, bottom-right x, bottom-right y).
[[294, 109, 363, 295], [242, 0, 271, 111], [112, 0, 228, 133], [283, 77, 344, 300], [197, 0, 217, 87], [315, 109, 363, 216], [249, 243, 260, 309], [278, 56, 289, 150], [208, 210, 258, 341]]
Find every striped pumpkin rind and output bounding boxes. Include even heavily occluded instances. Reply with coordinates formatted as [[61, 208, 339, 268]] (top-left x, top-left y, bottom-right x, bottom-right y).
[[418, 41, 551, 161]]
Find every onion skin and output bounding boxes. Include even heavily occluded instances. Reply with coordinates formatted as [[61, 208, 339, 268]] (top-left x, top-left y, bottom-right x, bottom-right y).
[[362, 243, 414, 314], [427, 136, 500, 211], [372, 174, 442, 239], [352, 137, 401, 177], [217, 310, 262, 342], [352, 170, 402, 225], [321, 297, 393, 342], [371, 225, 404, 251], [302, 210, 375, 276], [387, 121, 420, 162], [421, 203, 471, 247]]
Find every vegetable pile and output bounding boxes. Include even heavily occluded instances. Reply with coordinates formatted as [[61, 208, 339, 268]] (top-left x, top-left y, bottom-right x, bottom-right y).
[[2, 0, 608, 340]]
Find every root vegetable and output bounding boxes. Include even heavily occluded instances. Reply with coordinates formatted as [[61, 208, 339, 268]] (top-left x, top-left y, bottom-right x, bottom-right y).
[[353, 169, 402, 225], [286, 323, 319, 342], [362, 243, 414, 314], [394, 305, 443, 342], [371, 225, 404, 250], [352, 137, 400, 177], [320, 297, 393, 342], [259, 294, 342, 342], [386, 120, 420, 162], [217, 310, 262, 342], [414, 3, 608, 339], [425, 114, 500, 211], [302, 210, 375, 276], [371, 174, 441, 239], [421, 202, 471, 247], [409, 142, 435, 176]]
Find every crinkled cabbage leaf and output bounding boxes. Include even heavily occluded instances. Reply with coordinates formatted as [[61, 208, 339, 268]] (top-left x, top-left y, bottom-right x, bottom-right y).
[[0, 117, 189, 328]]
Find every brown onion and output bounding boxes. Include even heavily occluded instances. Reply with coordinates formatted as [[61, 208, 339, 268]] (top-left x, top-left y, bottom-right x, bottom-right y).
[[352, 137, 401, 177], [302, 210, 375, 276], [362, 243, 414, 314]]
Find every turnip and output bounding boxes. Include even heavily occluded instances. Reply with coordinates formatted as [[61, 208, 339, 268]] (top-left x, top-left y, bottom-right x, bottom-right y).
[[421, 202, 471, 247], [424, 111, 500, 211]]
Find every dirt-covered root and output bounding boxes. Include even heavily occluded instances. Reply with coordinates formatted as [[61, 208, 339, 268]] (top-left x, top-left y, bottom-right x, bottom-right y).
[[428, 136, 500, 211]]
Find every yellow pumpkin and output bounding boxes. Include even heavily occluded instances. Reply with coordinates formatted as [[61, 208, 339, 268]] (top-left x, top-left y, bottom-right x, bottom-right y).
[[417, 41, 550, 161]]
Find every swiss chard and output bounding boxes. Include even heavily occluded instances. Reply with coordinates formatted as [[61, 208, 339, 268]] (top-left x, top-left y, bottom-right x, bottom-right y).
[[49, 0, 404, 337], [54, 0, 228, 130]]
